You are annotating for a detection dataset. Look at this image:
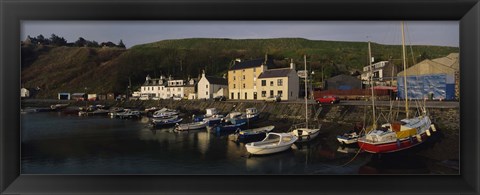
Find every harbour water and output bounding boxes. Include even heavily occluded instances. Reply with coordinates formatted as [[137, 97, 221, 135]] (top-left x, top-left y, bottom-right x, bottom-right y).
[[21, 111, 458, 175]]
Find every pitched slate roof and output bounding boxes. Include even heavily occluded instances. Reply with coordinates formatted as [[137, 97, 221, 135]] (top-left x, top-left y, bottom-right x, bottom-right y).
[[205, 76, 228, 85], [258, 68, 293, 78], [230, 58, 274, 71]]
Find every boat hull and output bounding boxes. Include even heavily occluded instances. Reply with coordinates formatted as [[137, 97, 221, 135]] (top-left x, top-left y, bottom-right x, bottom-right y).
[[245, 144, 292, 155], [357, 132, 429, 153]]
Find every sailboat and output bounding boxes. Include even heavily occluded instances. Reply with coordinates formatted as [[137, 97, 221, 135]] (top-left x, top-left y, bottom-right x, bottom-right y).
[[290, 55, 321, 143], [357, 21, 436, 153]]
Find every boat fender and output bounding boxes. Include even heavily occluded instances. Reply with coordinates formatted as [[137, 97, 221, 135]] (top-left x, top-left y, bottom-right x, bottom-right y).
[[430, 124, 437, 132], [396, 139, 401, 148], [426, 129, 431, 137], [416, 134, 422, 142]]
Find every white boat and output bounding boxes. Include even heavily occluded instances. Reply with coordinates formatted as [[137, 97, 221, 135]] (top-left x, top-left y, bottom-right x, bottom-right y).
[[152, 108, 179, 118], [291, 125, 322, 143], [151, 115, 179, 123], [245, 107, 259, 120], [245, 133, 298, 155], [175, 121, 208, 131], [116, 110, 141, 119], [336, 131, 360, 145], [290, 55, 322, 143]]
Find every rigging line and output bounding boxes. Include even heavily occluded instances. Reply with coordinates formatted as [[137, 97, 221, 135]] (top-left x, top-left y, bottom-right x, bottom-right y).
[[341, 127, 366, 167]]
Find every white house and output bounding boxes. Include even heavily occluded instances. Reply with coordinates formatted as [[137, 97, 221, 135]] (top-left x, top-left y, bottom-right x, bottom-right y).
[[21, 88, 30, 98], [197, 70, 228, 99], [137, 75, 197, 100]]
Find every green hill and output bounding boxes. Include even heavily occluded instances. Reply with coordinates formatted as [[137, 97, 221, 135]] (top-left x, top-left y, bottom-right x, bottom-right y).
[[21, 38, 458, 98]]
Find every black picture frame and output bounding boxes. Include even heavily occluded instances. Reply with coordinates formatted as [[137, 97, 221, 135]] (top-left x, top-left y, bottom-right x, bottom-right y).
[[1, 0, 478, 194]]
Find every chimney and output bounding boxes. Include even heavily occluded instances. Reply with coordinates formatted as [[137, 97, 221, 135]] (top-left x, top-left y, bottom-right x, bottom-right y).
[[290, 59, 295, 70], [146, 74, 151, 81], [202, 69, 206, 77]]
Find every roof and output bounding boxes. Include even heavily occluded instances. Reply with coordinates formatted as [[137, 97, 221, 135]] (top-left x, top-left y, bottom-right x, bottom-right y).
[[258, 68, 293, 78], [205, 76, 228, 85], [397, 53, 459, 76], [326, 74, 361, 82], [230, 58, 274, 71]]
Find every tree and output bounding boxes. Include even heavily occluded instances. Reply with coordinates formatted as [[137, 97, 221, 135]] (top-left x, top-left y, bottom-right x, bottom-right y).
[[36, 34, 48, 45], [74, 37, 87, 47], [49, 34, 67, 46], [86, 40, 99, 47], [117, 40, 126, 48]]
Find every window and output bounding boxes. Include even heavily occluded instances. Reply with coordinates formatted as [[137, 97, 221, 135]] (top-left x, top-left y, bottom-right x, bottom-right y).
[[270, 81, 274, 86], [278, 90, 283, 97], [158, 87, 160, 90], [243, 83, 245, 88], [243, 75, 245, 80], [243, 69, 245, 72], [167, 88, 170, 92], [233, 84, 236, 89], [206, 92, 208, 95], [245, 93, 247, 99], [177, 88, 181, 91], [233, 76, 236, 81], [253, 68, 256, 72], [206, 84, 208, 88], [270, 90, 274, 97], [261, 91, 266, 97], [233, 70, 235, 73], [261, 80, 266, 86], [277, 79, 283, 86]]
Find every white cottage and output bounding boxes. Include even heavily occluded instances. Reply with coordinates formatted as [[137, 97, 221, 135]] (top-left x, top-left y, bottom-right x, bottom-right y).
[[197, 70, 228, 99]]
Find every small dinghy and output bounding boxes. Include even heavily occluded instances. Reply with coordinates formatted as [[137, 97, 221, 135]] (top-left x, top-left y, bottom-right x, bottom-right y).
[[336, 132, 360, 145], [175, 121, 208, 131], [245, 133, 298, 155], [151, 117, 183, 129]]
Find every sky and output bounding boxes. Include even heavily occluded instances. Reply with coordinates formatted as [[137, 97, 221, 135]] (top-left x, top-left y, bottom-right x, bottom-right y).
[[21, 21, 459, 48]]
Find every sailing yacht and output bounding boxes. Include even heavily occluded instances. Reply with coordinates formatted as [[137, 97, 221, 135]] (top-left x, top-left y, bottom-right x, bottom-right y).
[[290, 55, 321, 143], [357, 21, 436, 153]]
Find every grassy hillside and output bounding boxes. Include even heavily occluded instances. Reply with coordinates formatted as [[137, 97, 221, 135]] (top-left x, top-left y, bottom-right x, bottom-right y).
[[21, 38, 458, 98]]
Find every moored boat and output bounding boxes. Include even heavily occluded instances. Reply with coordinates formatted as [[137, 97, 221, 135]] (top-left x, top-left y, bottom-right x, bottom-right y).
[[337, 132, 360, 145], [357, 21, 435, 154], [245, 133, 298, 155], [237, 125, 275, 143], [151, 117, 183, 129], [212, 121, 246, 135], [116, 110, 141, 119], [175, 121, 208, 131], [245, 107, 260, 121], [289, 55, 322, 143]]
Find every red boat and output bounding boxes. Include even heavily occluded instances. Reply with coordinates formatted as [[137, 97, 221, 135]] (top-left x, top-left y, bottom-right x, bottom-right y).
[[357, 116, 435, 153]]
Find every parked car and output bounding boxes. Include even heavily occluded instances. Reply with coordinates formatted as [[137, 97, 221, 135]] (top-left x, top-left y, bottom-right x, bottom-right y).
[[265, 95, 281, 102], [316, 95, 340, 104], [214, 96, 226, 101]]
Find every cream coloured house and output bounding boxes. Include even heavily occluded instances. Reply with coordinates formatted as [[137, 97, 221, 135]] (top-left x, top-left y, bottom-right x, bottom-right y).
[[228, 57, 299, 100], [256, 65, 299, 101], [197, 70, 228, 99]]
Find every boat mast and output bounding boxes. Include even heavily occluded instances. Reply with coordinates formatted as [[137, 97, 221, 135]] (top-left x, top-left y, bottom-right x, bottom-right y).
[[368, 41, 376, 129], [304, 55, 308, 128], [401, 21, 409, 118]]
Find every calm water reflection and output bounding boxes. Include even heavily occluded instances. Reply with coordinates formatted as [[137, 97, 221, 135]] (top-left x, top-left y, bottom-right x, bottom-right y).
[[21, 112, 450, 174]]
